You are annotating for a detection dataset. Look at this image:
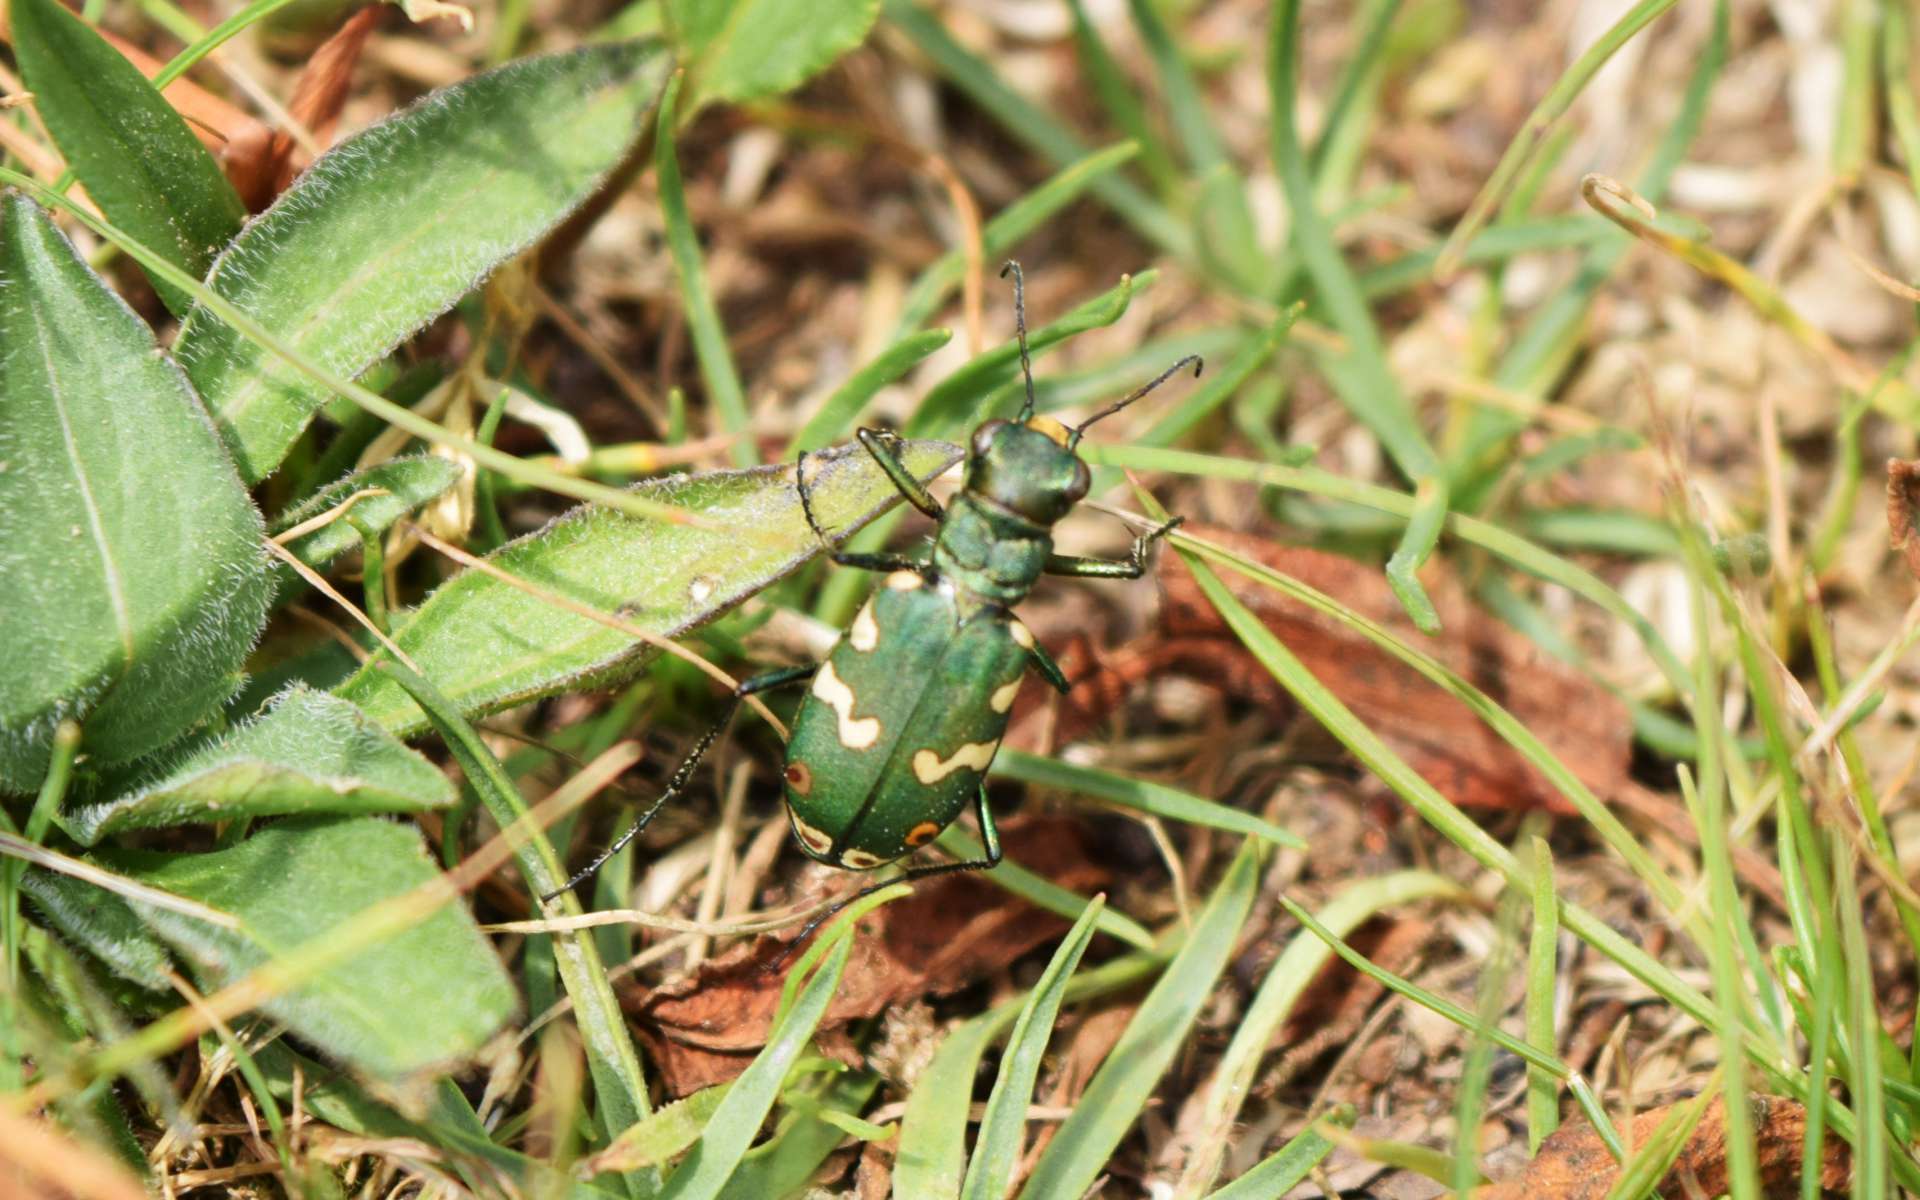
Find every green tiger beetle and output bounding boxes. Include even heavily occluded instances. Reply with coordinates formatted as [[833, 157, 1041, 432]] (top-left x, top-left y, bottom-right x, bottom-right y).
[[545, 263, 1200, 909]]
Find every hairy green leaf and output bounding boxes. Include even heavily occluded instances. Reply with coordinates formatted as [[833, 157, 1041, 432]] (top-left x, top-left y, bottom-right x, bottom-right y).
[[103, 816, 516, 1078], [174, 41, 671, 482], [60, 686, 455, 845], [19, 870, 173, 990], [333, 438, 961, 734], [0, 194, 271, 791], [9, 0, 244, 314], [270, 455, 464, 570], [672, 0, 880, 105]]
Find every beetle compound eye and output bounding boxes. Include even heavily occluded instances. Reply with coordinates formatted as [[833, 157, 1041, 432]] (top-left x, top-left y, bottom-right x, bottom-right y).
[[971, 418, 1007, 459], [1065, 459, 1091, 503]]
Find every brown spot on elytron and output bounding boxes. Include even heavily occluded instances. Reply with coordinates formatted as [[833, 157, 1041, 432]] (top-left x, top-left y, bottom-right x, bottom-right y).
[[785, 761, 812, 795], [904, 820, 940, 847]]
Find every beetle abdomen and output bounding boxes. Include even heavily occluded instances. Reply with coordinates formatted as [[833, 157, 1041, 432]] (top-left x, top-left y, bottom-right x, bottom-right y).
[[783, 571, 1030, 868]]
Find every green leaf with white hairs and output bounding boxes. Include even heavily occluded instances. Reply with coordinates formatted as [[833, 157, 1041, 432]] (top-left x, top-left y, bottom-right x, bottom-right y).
[[19, 870, 173, 990], [270, 455, 464, 571], [0, 194, 272, 791], [103, 816, 517, 1079], [59, 686, 456, 846], [8, 0, 245, 314], [332, 438, 961, 734], [173, 41, 671, 483], [671, 0, 881, 106]]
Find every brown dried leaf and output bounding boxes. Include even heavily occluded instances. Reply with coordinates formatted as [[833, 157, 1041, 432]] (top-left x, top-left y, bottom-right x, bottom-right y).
[[620, 817, 1108, 1095], [1479, 1095, 1849, 1200], [226, 7, 380, 210], [1887, 458, 1920, 581]]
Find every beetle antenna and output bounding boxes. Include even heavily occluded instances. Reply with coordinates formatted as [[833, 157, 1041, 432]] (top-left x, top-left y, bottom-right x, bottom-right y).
[[1001, 261, 1038, 421], [1067, 355, 1203, 449]]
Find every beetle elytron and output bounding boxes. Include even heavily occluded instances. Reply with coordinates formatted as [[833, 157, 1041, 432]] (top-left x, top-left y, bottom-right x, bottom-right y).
[[546, 263, 1199, 902]]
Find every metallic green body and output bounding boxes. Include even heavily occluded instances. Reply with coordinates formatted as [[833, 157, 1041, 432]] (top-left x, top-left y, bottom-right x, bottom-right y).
[[783, 571, 1031, 867]]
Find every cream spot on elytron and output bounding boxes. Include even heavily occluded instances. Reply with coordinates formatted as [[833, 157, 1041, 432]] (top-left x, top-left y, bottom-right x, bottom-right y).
[[790, 810, 834, 855], [849, 600, 879, 652], [990, 679, 1021, 713], [912, 740, 999, 785], [840, 849, 885, 869], [689, 575, 718, 604], [886, 570, 923, 591], [811, 661, 881, 749], [1008, 620, 1035, 649]]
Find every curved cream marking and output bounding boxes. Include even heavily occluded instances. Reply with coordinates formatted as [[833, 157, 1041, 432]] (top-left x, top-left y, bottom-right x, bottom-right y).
[[886, 569, 924, 590], [912, 740, 1000, 785], [1008, 620, 1035, 649], [790, 811, 835, 855], [990, 679, 1021, 713], [840, 849, 886, 869], [811, 661, 881, 749], [849, 600, 879, 652]]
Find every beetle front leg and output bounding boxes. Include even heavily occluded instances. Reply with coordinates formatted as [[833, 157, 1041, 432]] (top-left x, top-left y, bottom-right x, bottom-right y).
[[797, 445, 934, 574], [856, 428, 945, 520], [1042, 516, 1184, 580]]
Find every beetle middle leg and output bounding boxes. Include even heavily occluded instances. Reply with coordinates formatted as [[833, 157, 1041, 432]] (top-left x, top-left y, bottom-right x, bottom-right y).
[[797, 445, 930, 574], [543, 663, 817, 902], [1042, 515, 1185, 580]]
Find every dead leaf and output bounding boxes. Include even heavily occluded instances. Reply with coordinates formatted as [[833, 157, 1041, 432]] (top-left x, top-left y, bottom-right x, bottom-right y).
[[1887, 458, 1920, 581], [621, 817, 1109, 1096], [1479, 1095, 1849, 1200], [226, 7, 380, 210]]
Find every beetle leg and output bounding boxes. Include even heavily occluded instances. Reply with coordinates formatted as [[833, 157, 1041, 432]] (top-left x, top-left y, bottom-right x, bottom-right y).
[[798, 446, 934, 575], [544, 664, 817, 902], [1042, 515, 1184, 580], [1026, 637, 1072, 695], [828, 551, 927, 574], [765, 783, 1004, 973], [855, 428, 944, 520]]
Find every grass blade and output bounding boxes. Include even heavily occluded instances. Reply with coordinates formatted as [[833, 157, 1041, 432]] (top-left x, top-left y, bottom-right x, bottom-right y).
[[655, 75, 753, 466], [991, 749, 1301, 848], [960, 896, 1106, 1200], [1016, 839, 1265, 1200], [1202, 1109, 1350, 1200]]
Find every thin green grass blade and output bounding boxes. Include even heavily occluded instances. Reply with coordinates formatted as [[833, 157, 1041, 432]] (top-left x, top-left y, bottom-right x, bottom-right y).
[[712, 1071, 881, 1199], [960, 896, 1106, 1200], [657, 933, 858, 1199], [655, 76, 753, 465], [1270, 0, 1444, 630], [1175, 871, 1461, 1196], [881, 0, 1189, 257], [1525, 836, 1560, 1152], [1015, 839, 1265, 1200], [1066, 3, 1180, 194], [906, 271, 1157, 437], [1433, 0, 1681, 275], [788, 328, 952, 454], [380, 663, 654, 1176], [894, 141, 1143, 336], [1086, 443, 1691, 697], [1201, 1109, 1350, 1200], [269, 456, 464, 571], [934, 827, 1153, 951], [991, 750, 1301, 848]]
